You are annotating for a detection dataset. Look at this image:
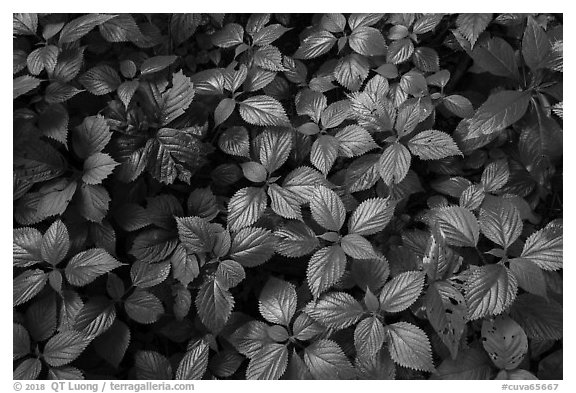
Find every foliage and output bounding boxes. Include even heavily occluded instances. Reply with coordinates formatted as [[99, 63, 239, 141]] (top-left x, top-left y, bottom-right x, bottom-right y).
[[13, 12, 562, 380]]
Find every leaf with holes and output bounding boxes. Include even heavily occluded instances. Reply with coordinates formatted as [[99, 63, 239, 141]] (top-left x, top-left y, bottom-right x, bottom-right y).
[[481, 315, 528, 370], [425, 281, 467, 359]]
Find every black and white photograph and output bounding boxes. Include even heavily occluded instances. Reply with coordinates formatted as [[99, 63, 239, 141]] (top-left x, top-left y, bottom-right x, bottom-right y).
[[11, 8, 565, 386]]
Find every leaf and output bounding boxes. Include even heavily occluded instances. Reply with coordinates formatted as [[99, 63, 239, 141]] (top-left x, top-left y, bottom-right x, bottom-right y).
[[349, 26, 386, 56], [508, 258, 547, 298], [50, 47, 85, 83], [305, 291, 363, 329], [170, 14, 201, 46], [378, 142, 411, 185], [34, 179, 76, 219], [77, 183, 111, 223], [13, 75, 41, 99], [59, 14, 117, 44], [229, 226, 277, 267], [171, 245, 200, 286], [304, 339, 355, 379], [79, 65, 121, 95], [267, 184, 302, 220], [282, 166, 328, 203], [481, 159, 510, 192], [93, 320, 131, 368], [408, 130, 462, 160], [335, 125, 378, 158], [13, 269, 47, 307], [140, 55, 178, 75], [230, 321, 274, 358], [307, 245, 347, 298], [274, 221, 319, 258], [130, 228, 177, 264], [240, 162, 267, 183], [243, 66, 276, 92], [44, 82, 82, 103], [295, 89, 327, 123], [471, 37, 519, 80], [354, 316, 386, 359], [443, 95, 474, 118], [253, 24, 291, 46], [340, 234, 376, 259], [334, 53, 369, 91], [38, 104, 69, 145], [82, 153, 118, 185], [432, 347, 492, 380], [216, 259, 245, 288], [146, 128, 205, 184], [99, 14, 142, 43], [212, 23, 244, 48], [294, 30, 337, 59], [130, 260, 170, 288], [43, 331, 91, 367], [481, 315, 528, 370], [176, 216, 216, 253], [425, 281, 467, 359], [125, 290, 164, 324], [259, 128, 293, 173], [13, 13, 38, 35], [239, 95, 289, 126], [379, 270, 425, 313], [320, 14, 346, 33], [510, 294, 562, 340], [14, 358, 42, 380], [259, 278, 297, 326], [41, 219, 70, 266], [522, 16, 552, 72], [214, 98, 236, 126], [309, 186, 346, 232], [456, 13, 492, 47], [13, 227, 43, 268], [479, 197, 523, 249], [386, 38, 414, 64], [159, 70, 195, 126], [348, 197, 395, 236], [464, 90, 531, 140], [465, 264, 518, 320], [311, 134, 339, 175], [520, 221, 563, 271], [134, 351, 172, 379], [27, 45, 59, 75], [321, 100, 351, 129], [247, 344, 289, 380], [74, 299, 116, 337], [187, 188, 219, 222], [413, 47, 440, 72], [196, 277, 234, 333], [65, 248, 122, 287], [385, 322, 434, 372], [13, 324, 30, 361], [348, 13, 384, 30], [176, 341, 209, 380], [218, 126, 250, 157], [227, 187, 268, 232], [253, 45, 285, 71], [344, 154, 380, 193], [431, 206, 480, 247], [73, 115, 112, 159]]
